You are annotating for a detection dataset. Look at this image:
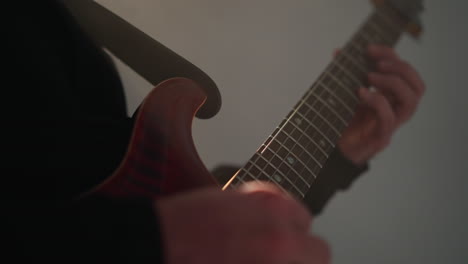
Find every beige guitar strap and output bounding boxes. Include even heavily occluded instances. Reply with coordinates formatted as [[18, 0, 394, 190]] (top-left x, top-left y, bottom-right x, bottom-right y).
[[63, 0, 221, 119]]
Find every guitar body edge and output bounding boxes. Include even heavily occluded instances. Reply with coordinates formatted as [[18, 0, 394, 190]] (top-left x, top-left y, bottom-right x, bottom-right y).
[[82, 77, 218, 199]]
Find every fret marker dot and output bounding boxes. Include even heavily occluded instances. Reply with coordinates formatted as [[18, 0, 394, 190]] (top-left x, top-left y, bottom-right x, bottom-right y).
[[294, 118, 302, 125], [287, 156, 295, 165], [273, 174, 283, 183]]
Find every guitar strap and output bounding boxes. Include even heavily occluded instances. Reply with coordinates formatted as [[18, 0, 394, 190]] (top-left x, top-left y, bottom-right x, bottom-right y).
[[62, 0, 221, 119]]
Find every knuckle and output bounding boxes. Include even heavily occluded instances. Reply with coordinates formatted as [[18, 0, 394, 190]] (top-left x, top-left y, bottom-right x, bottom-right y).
[[381, 47, 397, 59], [388, 75, 404, 88], [374, 93, 387, 107]]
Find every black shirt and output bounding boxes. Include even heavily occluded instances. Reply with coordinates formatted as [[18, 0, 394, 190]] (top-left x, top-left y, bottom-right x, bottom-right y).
[[4, 1, 161, 262]]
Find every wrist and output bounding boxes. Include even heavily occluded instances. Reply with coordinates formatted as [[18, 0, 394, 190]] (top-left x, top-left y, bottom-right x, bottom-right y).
[[337, 142, 370, 167]]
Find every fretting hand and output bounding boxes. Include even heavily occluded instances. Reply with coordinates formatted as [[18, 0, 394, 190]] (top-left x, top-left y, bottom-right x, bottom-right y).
[[338, 45, 425, 165]]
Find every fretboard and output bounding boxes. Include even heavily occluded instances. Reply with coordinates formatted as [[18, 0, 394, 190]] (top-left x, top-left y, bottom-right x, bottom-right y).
[[224, 4, 409, 198]]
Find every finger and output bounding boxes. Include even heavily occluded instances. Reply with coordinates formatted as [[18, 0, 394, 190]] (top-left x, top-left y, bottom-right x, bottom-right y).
[[300, 236, 331, 264], [238, 181, 287, 196], [367, 44, 399, 61], [377, 60, 426, 97], [240, 182, 312, 232], [368, 73, 417, 124], [358, 88, 396, 143]]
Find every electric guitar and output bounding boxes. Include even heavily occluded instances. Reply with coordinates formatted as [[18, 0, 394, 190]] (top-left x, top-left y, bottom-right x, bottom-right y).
[[82, 0, 425, 200]]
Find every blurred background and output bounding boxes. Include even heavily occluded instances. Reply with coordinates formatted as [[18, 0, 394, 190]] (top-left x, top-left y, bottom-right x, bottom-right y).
[[97, 0, 467, 263]]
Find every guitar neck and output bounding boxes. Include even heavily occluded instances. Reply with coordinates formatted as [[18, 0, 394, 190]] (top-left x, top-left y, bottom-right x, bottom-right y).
[[224, 4, 409, 197]]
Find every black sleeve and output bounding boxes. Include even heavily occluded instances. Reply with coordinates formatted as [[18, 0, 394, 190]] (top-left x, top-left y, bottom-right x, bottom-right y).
[[212, 149, 368, 216], [304, 149, 369, 215], [3, 1, 164, 262], [4, 197, 163, 263]]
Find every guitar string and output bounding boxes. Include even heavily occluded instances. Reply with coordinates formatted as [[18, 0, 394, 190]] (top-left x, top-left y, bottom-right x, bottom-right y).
[[227, 5, 407, 195]]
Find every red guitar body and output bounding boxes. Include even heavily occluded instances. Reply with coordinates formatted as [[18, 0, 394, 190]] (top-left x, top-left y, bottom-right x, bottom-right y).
[[84, 78, 218, 198]]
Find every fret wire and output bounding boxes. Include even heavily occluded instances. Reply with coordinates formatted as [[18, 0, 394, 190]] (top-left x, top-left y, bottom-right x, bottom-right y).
[[299, 107, 339, 146], [347, 15, 378, 51], [354, 14, 382, 44], [367, 20, 392, 44], [269, 137, 312, 187], [312, 87, 348, 130], [258, 149, 309, 195], [286, 108, 334, 163], [375, 11, 399, 34], [241, 164, 281, 192], [330, 59, 364, 88], [229, 7, 407, 194], [313, 99, 347, 137], [238, 152, 267, 188], [244, 159, 267, 182], [350, 33, 368, 55], [297, 88, 344, 150], [237, 171, 248, 183], [373, 27, 397, 45], [258, 134, 298, 191], [236, 168, 249, 187], [322, 63, 361, 100], [226, 175, 243, 189], [338, 50, 369, 76], [236, 155, 261, 184], [343, 44, 369, 71], [299, 98, 341, 137], [260, 148, 307, 196], [338, 53, 366, 80], [310, 86, 349, 126], [320, 71, 359, 103], [260, 138, 306, 197], [263, 98, 310, 154], [380, 8, 408, 46], [365, 12, 394, 43], [228, 168, 251, 189], [225, 177, 239, 190], [278, 129, 322, 172], [245, 158, 291, 194], [375, 6, 405, 34], [293, 110, 334, 147], [365, 21, 392, 45], [346, 45, 366, 66], [348, 36, 365, 54], [337, 54, 367, 81], [286, 119, 328, 157], [318, 82, 354, 116], [281, 119, 332, 183], [357, 29, 375, 47]]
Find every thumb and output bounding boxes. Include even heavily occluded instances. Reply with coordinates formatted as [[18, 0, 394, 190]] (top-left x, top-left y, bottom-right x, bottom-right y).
[[238, 181, 287, 197]]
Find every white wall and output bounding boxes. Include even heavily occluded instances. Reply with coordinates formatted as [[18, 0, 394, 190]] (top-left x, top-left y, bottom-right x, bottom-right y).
[[97, 0, 468, 263]]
